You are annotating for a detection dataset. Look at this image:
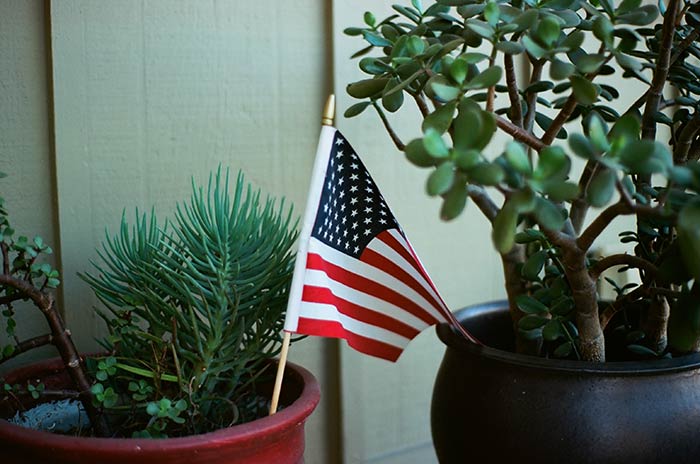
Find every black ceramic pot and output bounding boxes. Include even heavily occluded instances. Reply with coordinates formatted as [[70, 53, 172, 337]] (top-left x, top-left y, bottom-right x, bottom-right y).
[[431, 301, 700, 464]]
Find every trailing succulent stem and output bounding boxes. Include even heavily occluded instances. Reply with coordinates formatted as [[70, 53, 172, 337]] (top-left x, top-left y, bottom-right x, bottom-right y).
[[346, 0, 700, 361], [80, 168, 298, 437], [0, 174, 109, 436]]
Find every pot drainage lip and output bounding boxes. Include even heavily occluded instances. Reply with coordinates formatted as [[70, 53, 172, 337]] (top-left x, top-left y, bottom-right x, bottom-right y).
[[439, 301, 700, 376]]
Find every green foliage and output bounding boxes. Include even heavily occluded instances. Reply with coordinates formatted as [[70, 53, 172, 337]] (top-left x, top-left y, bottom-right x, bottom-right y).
[[80, 168, 298, 437], [346, 0, 700, 361]]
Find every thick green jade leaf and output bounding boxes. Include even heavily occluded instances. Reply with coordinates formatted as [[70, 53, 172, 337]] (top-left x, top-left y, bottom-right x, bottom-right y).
[[382, 79, 404, 112], [432, 82, 461, 101], [440, 184, 468, 220], [546, 181, 579, 201], [453, 99, 495, 151], [405, 139, 437, 167], [543, 320, 564, 342], [362, 31, 393, 47], [587, 114, 610, 152], [427, 161, 456, 196], [608, 113, 641, 143], [465, 65, 502, 90], [678, 201, 700, 280], [534, 197, 566, 230], [535, 146, 569, 181], [454, 149, 481, 170], [522, 35, 548, 59], [553, 341, 573, 358], [570, 75, 598, 105], [587, 168, 616, 207], [423, 128, 450, 158], [450, 58, 469, 84], [519, 314, 550, 330], [617, 140, 672, 175], [422, 102, 456, 134], [535, 16, 561, 48], [550, 59, 576, 80], [505, 141, 532, 175], [343, 102, 370, 118], [574, 54, 607, 74], [347, 78, 390, 99], [592, 15, 614, 46], [492, 202, 518, 253], [469, 163, 505, 186], [484, 0, 500, 26], [496, 41, 525, 55], [521, 251, 547, 281]]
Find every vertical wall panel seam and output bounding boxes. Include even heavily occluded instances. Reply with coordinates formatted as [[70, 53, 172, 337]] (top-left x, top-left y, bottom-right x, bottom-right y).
[[42, 0, 65, 318]]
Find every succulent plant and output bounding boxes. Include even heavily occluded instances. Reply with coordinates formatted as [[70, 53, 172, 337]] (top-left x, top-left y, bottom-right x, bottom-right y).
[[80, 168, 298, 437], [346, 0, 700, 361]]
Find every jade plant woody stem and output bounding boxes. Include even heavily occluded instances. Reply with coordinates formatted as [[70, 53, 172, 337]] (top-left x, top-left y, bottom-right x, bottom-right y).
[[0, 273, 109, 436]]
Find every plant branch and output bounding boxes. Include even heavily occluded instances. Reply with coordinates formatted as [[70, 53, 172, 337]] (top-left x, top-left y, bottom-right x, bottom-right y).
[[372, 103, 405, 151], [410, 92, 430, 118], [675, 112, 700, 163], [570, 161, 599, 234], [599, 286, 647, 331], [589, 254, 658, 280], [0, 334, 53, 364], [504, 53, 523, 128], [577, 202, 631, 251], [523, 60, 543, 132], [466, 185, 499, 222], [641, 0, 680, 141], [495, 115, 546, 152]]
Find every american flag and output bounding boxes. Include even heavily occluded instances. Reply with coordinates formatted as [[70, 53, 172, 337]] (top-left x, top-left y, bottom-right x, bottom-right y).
[[284, 127, 478, 361]]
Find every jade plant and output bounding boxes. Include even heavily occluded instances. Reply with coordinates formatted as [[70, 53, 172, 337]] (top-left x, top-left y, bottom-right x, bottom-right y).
[[1, 168, 298, 438], [0, 172, 108, 435], [80, 168, 298, 437], [345, 0, 700, 361]]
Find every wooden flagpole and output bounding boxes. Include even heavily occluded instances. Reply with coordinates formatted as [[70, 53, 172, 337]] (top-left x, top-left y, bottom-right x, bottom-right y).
[[269, 94, 336, 415]]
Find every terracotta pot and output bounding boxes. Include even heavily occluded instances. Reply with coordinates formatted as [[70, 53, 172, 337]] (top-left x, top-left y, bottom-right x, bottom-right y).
[[0, 357, 319, 464], [431, 300, 700, 464]]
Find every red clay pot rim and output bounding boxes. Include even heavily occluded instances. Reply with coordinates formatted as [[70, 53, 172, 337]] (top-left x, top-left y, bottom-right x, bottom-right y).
[[0, 358, 320, 451]]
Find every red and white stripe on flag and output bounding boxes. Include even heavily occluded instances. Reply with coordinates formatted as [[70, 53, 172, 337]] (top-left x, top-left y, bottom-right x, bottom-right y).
[[284, 126, 478, 361]]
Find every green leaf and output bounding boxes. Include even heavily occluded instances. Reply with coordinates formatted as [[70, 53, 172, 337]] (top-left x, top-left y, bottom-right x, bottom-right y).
[[615, 53, 643, 72], [440, 184, 468, 220], [587, 168, 616, 207], [454, 149, 481, 170], [550, 59, 576, 80], [344, 102, 371, 118], [465, 66, 502, 90], [495, 41, 524, 55], [533, 197, 565, 230], [618, 4, 659, 26], [432, 82, 461, 102], [587, 114, 610, 152], [627, 344, 659, 357], [465, 19, 495, 40], [407, 36, 425, 56], [561, 30, 584, 51], [592, 16, 614, 46], [505, 141, 532, 175], [427, 162, 456, 196], [423, 129, 450, 158], [518, 314, 550, 330], [468, 163, 505, 186], [535, 16, 560, 48], [492, 202, 518, 253], [553, 341, 573, 358], [450, 58, 468, 85], [543, 320, 564, 341], [382, 80, 404, 112], [534, 146, 569, 181], [521, 251, 547, 281], [362, 31, 392, 47], [574, 54, 606, 74], [484, 1, 500, 26], [422, 102, 456, 134], [678, 201, 700, 280], [522, 35, 548, 59], [617, 140, 672, 175], [515, 229, 546, 244], [405, 139, 437, 167], [460, 52, 489, 64], [546, 181, 579, 202], [570, 76, 598, 105], [347, 78, 390, 99], [617, 0, 642, 14]]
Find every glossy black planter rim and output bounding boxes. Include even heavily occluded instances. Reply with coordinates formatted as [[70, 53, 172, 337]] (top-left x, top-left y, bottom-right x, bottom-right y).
[[437, 300, 700, 374]]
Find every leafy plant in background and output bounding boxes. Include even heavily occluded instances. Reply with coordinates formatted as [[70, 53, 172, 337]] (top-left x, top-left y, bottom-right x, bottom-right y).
[[0, 172, 109, 435], [80, 169, 298, 437], [345, 0, 700, 361]]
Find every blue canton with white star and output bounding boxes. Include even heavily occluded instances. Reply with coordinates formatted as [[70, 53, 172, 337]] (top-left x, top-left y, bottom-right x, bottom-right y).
[[312, 131, 399, 258]]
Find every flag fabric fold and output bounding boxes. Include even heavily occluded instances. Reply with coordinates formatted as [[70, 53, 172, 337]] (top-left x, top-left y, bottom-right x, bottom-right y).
[[284, 127, 478, 361]]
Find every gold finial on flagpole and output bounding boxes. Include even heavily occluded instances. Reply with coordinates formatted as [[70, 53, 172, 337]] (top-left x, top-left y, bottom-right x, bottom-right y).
[[322, 94, 336, 126]]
